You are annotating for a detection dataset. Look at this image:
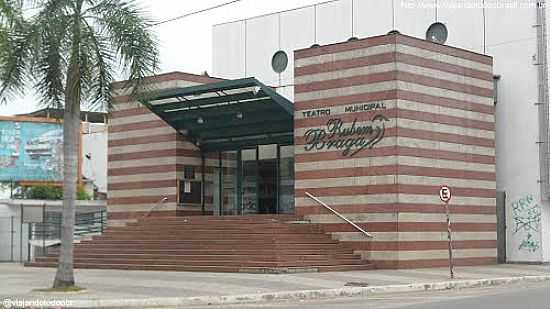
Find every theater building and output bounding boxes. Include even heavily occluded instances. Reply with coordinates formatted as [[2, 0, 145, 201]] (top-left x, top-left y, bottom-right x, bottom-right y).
[[96, 31, 497, 270], [212, 0, 550, 265], [32, 1, 550, 271]]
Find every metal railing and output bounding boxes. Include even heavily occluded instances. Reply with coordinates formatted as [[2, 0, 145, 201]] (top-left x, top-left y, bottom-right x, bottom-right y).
[[142, 197, 168, 219], [305, 192, 373, 238], [29, 209, 107, 241]]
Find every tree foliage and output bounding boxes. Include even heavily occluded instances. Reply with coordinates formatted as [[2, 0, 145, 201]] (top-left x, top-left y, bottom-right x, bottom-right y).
[[0, 0, 159, 109]]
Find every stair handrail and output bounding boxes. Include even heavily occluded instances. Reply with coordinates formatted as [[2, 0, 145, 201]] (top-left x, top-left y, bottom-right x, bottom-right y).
[[142, 197, 168, 219], [305, 192, 373, 238]]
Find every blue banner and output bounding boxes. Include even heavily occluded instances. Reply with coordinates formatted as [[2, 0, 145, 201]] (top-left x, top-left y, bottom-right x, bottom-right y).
[[0, 120, 64, 181]]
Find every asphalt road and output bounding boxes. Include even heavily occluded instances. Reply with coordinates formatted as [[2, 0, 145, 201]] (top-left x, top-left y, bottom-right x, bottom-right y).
[[184, 280, 550, 309]]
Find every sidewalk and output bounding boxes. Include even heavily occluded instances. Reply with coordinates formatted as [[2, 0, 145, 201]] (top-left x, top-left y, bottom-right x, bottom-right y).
[[1, 263, 550, 307]]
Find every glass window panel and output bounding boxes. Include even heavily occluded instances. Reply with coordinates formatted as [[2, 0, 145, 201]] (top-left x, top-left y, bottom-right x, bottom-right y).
[[259, 144, 277, 160], [212, 155, 221, 216], [222, 151, 238, 215], [241, 148, 258, 214], [278, 145, 295, 214], [241, 148, 256, 161]]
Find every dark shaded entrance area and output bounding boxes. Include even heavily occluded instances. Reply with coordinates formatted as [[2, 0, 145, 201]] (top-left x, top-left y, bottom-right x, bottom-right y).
[[258, 159, 277, 214], [141, 77, 295, 216]]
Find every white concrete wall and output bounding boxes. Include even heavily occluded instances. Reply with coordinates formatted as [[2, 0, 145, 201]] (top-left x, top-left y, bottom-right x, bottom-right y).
[[543, 204, 550, 261], [82, 123, 108, 194], [277, 5, 317, 101], [488, 5, 543, 263], [212, 20, 246, 79], [543, 3, 550, 263], [0, 204, 27, 262], [0, 186, 10, 200], [212, 0, 550, 263], [0, 204, 13, 216]]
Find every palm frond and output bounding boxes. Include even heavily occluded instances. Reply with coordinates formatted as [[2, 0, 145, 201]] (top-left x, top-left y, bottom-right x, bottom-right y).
[[87, 0, 158, 101], [33, 16, 70, 108], [2, 0, 158, 109], [0, 9, 30, 103], [28, 0, 73, 108], [0, 0, 22, 25], [79, 17, 114, 111]]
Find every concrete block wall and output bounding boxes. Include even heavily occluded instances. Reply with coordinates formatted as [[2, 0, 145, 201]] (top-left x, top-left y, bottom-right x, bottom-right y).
[[293, 33, 496, 269]]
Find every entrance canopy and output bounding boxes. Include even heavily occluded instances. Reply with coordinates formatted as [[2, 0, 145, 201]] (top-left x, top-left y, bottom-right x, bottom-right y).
[[141, 77, 294, 152]]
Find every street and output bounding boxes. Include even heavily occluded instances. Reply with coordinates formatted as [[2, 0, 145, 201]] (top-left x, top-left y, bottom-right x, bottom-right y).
[[184, 280, 550, 309]]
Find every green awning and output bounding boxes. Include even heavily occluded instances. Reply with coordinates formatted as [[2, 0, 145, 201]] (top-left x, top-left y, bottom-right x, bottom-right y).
[[141, 77, 294, 152]]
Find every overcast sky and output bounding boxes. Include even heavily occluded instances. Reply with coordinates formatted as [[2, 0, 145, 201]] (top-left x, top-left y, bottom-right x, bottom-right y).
[[0, 0, 327, 116]]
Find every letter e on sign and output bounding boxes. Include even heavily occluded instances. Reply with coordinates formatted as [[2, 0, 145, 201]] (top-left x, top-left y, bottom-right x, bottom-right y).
[[439, 185, 451, 203]]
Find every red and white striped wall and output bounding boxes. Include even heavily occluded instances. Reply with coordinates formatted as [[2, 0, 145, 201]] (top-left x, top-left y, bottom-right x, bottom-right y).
[[293, 33, 496, 269], [108, 72, 222, 223]]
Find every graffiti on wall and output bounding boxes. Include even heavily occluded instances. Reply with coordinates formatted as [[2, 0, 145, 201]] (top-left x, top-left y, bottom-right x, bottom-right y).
[[511, 194, 542, 253], [0, 121, 64, 181]]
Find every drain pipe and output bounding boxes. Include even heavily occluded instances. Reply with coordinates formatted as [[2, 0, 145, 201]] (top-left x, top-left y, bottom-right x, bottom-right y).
[[536, 0, 550, 200]]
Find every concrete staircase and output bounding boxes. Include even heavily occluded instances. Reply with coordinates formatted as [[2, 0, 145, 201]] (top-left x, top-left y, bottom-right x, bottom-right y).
[[27, 214, 373, 273]]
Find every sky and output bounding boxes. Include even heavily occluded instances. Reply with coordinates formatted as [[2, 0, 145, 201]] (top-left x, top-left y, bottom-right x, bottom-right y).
[[0, 0, 328, 116]]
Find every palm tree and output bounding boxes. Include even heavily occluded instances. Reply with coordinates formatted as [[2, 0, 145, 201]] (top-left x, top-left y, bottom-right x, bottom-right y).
[[0, 0, 158, 288], [1, 1, 25, 101], [0, 0, 22, 27]]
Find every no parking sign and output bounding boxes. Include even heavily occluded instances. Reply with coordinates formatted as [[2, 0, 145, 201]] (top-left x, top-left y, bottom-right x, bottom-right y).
[[439, 185, 451, 203]]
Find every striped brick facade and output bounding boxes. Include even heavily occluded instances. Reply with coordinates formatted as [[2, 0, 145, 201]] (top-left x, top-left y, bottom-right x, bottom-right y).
[[108, 72, 223, 222], [293, 33, 496, 269]]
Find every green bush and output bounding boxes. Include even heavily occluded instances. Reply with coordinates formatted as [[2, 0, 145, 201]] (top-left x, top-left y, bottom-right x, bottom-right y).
[[77, 186, 92, 200], [24, 184, 92, 200], [26, 185, 63, 200]]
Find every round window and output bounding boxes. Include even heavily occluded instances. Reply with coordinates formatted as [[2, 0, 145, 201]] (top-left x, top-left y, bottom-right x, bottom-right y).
[[426, 22, 448, 44], [271, 50, 288, 73]]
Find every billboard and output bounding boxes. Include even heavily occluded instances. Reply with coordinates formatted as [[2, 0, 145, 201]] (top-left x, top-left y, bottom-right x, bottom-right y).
[[0, 119, 64, 181]]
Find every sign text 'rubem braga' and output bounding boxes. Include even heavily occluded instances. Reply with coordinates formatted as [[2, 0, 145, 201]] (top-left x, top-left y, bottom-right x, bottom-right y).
[[302, 102, 389, 157]]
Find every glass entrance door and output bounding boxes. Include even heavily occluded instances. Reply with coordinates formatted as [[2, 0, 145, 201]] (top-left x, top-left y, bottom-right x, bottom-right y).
[[258, 159, 277, 214], [211, 144, 294, 216], [257, 144, 277, 214]]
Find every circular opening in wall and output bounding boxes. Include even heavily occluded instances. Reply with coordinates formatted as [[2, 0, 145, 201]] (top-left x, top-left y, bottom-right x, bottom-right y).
[[271, 50, 288, 73], [426, 22, 448, 44], [387, 30, 401, 35], [310, 44, 321, 48], [348, 37, 359, 42]]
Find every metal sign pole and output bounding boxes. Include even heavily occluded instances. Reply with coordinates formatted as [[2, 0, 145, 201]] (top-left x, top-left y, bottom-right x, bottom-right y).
[[42, 203, 46, 253], [439, 185, 454, 280], [19, 204, 23, 263], [445, 200, 454, 279], [10, 216, 14, 262]]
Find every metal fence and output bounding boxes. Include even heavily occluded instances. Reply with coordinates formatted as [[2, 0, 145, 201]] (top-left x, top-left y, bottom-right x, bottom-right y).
[[0, 204, 106, 262], [0, 215, 28, 262]]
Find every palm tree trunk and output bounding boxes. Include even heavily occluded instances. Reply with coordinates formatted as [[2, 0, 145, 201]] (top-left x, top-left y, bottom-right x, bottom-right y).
[[53, 1, 82, 287], [53, 90, 80, 288]]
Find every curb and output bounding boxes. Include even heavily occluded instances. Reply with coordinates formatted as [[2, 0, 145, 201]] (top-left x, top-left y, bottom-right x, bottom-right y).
[[5, 275, 550, 308]]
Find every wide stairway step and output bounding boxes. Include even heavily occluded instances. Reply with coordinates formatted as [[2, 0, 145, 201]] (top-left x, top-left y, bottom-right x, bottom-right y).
[[26, 215, 372, 273]]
